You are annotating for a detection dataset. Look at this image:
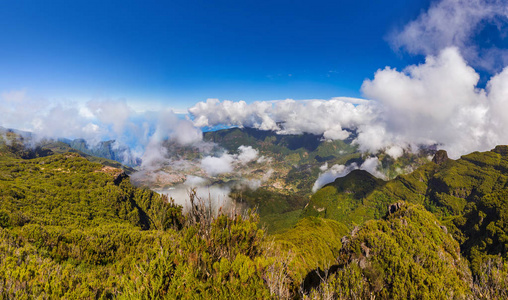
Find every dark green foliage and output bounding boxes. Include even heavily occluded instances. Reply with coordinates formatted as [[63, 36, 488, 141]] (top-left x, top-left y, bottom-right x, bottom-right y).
[[307, 147, 508, 257], [3, 129, 508, 297], [304, 147, 508, 297], [459, 189, 508, 263], [322, 203, 472, 299], [0, 147, 279, 298], [0, 153, 157, 230], [274, 217, 347, 282], [231, 188, 308, 233], [302, 170, 386, 225], [0, 210, 10, 228]]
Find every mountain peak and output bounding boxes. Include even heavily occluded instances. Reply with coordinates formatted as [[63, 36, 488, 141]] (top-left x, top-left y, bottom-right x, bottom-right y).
[[492, 145, 508, 155], [432, 149, 448, 164]]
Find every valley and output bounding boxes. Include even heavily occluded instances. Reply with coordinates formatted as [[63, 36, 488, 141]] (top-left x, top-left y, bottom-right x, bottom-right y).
[[1, 128, 507, 298]]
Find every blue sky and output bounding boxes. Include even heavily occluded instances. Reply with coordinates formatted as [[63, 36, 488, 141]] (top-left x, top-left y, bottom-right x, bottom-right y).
[[0, 0, 432, 110]]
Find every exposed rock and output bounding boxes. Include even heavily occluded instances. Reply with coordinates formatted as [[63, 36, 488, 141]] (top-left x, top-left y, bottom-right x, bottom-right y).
[[432, 150, 449, 164], [359, 257, 368, 269], [351, 226, 360, 237], [96, 166, 127, 185], [361, 242, 370, 257], [387, 202, 404, 216]]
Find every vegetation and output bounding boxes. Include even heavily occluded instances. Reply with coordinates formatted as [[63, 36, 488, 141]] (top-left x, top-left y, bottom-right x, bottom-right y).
[[308, 203, 472, 299], [0, 134, 341, 298], [303, 146, 508, 298], [204, 127, 432, 234], [1, 130, 508, 298], [231, 188, 308, 233]]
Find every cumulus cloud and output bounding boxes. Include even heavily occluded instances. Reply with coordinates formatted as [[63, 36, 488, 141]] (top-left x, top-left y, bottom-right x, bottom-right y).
[[360, 47, 505, 158], [200, 153, 235, 176], [390, 0, 508, 71], [386, 146, 404, 159], [200, 145, 260, 176], [189, 97, 376, 141], [237, 145, 259, 164], [190, 47, 508, 159]]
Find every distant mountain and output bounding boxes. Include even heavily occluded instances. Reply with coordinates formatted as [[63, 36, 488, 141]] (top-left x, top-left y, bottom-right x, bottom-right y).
[[63, 138, 140, 167], [0, 130, 135, 173], [204, 127, 359, 165], [201, 127, 434, 232], [123, 127, 435, 234]]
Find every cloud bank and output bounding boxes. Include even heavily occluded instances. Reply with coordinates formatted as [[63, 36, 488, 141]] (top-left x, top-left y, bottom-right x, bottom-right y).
[[190, 97, 376, 141], [190, 47, 508, 159], [0, 94, 203, 165], [158, 176, 232, 212]]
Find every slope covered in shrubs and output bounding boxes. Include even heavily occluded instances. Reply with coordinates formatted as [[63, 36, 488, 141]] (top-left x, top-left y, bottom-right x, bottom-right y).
[[1, 131, 508, 298]]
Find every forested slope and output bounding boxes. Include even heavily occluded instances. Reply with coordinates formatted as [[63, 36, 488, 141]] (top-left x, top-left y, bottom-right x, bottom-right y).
[[1, 130, 507, 298]]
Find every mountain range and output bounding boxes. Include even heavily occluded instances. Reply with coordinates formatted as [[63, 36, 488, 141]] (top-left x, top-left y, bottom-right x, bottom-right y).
[[0, 128, 507, 298]]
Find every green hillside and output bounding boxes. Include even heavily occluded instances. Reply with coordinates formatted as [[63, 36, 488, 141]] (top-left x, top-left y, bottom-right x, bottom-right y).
[[304, 146, 508, 297], [0, 132, 344, 298], [307, 203, 473, 299], [203, 127, 432, 234], [204, 127, 360, 169], [1, 130, 507, 298]]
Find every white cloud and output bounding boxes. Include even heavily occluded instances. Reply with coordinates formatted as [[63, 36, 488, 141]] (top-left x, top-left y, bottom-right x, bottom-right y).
[[189, 98, 377, 140], [386, 146, 404, 159], [184, 175, 209, 187], [360, 47, 507, 158], [359, 157, 386, 180], [312, 163, 354, 193], [237, 145, 259, 164], [0, 92, 204, 166], [159, 184, 232, 212], [200, 145, 261, 176], [189, 46, 508, 161], [200, 153, 235, 176], [390, 0, 508, 71]]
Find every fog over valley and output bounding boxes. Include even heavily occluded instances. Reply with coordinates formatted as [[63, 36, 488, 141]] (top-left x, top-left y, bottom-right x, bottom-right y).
[[2, 0, 508, 298]]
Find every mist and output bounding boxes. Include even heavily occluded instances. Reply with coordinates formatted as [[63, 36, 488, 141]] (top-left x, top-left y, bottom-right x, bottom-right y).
[[2, 0, 508, 199], [0, 94, 202, 166]]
